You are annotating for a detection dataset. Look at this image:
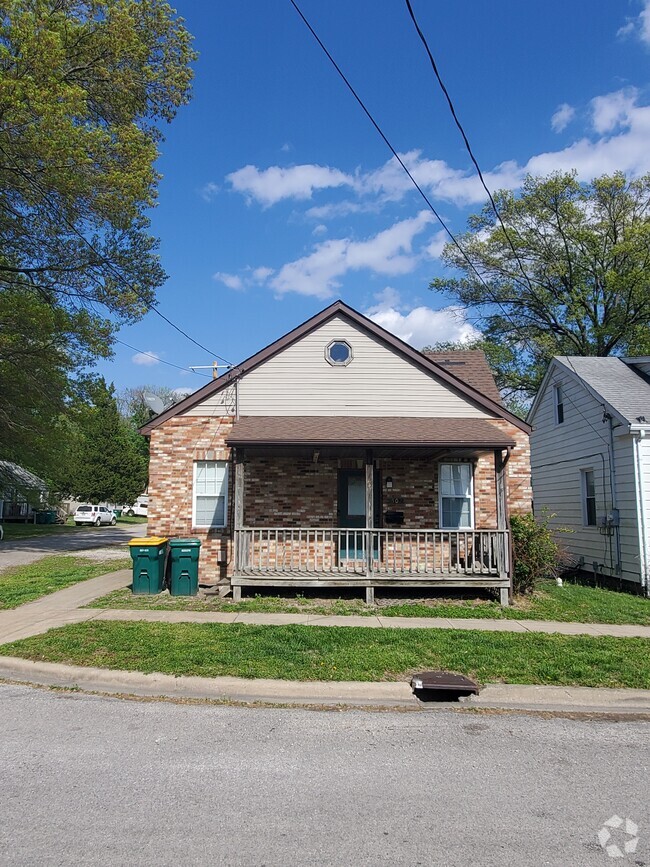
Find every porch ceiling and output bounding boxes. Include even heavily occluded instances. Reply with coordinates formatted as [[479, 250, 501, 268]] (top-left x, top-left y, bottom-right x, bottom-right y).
[[227, 416, 515, 449]]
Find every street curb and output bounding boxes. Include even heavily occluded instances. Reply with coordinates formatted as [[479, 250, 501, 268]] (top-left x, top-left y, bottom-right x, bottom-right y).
[[0, 656, 418, 707], [1, 656, 650, 715]]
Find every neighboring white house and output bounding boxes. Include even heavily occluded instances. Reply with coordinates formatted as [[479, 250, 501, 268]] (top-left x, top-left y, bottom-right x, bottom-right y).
[[528, 357, 650, 594], [0, 461, 48, 521]]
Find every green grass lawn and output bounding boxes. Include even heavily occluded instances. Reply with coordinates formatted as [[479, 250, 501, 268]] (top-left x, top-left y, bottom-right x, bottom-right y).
[[0, 555, 131, 610], [88, 580, 650, 626], [1, 620, 648, 688]]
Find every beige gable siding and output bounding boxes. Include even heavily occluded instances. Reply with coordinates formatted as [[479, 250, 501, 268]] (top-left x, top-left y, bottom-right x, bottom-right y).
[[183, 315, 492, 419], [531, 367, 641, 584]]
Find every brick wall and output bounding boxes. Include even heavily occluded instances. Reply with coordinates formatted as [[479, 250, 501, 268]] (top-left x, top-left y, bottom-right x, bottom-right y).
[[146, 415, 531, 585], [147, 415, 234, 584]]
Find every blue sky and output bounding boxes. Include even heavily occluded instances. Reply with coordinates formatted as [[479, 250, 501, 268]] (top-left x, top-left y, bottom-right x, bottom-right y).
[[104, 0, 650, 395]]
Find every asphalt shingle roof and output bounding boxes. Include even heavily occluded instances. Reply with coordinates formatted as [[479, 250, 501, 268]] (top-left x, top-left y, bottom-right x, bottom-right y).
[[227, 416, 515, 447], [555, 356, 650, 424], [423, 350, 503, 405]]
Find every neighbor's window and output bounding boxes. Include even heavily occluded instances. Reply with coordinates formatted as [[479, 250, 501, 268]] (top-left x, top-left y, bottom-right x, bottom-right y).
[[325, 339, 352, 366], [193, 460, 228, 528], [554, 383, 564, 424], [582, 469, 597, 526], [439, 463, 473, 529]]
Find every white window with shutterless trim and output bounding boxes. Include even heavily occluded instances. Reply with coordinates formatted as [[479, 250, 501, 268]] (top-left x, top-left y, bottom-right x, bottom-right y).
[[193, 460, 228, 528], [439, 462, 474, 529]]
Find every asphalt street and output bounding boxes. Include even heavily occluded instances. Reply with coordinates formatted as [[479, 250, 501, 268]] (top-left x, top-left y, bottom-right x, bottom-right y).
[[0, 685, 647, 866], [0, 524, 144, 570]]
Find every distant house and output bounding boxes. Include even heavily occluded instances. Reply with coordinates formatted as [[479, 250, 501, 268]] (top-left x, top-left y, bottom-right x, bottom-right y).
[[141, 301, 531, 604], [528, 357, 650, 594], [0, 461, 48, 522]]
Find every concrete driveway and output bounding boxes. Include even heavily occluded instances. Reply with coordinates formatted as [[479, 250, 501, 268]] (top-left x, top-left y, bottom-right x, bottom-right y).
[[0, 524, 146, 570]]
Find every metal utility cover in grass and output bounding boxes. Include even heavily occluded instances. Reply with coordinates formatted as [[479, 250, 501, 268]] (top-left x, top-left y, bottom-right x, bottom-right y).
[[411, 671, 479, 694]]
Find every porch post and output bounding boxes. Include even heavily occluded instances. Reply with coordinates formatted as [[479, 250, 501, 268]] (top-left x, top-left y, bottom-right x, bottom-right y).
[[232, 448, 245, 600], [495, 448, 510, 606], [365, 449, 375, 604]]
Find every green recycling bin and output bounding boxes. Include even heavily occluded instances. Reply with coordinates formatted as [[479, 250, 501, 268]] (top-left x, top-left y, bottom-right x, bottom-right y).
[[169, 538, 201, 596], [128, 536, 168, 594]]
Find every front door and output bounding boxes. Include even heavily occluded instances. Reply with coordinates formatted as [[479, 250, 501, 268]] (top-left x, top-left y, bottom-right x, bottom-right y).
[[337, 469, 380, 559]]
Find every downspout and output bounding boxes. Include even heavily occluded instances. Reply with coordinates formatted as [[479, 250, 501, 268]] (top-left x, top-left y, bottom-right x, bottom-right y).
[[606, 414, 623, 576], [632, 431, 649, 594]]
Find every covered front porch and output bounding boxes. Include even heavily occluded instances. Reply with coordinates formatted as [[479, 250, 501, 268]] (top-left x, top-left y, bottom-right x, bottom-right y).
[[228, 417, 514, 605]]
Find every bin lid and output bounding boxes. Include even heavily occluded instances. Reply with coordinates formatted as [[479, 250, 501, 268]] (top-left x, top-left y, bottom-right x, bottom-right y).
[[168, 537, 202, 547], [127, 536, 168, 546]]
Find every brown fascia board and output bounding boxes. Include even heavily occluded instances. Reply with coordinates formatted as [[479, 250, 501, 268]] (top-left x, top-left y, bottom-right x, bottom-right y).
[[139, 300, 531, 435], [228, 439, 514, 449]]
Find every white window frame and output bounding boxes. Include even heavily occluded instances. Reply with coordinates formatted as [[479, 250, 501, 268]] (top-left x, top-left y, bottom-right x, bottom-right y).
[[438, 462, 474, 530], [192, 460, 228, 529], [554, 383, 564, 425], [581, 468, 597, 527]]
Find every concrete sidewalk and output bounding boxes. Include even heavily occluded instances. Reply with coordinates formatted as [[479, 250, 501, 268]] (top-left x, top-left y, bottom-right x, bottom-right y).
[[0, 655, 649, 715], [2, 566, 650, 642], [0, 569, 131, 644], [90, 607, 650, 638]]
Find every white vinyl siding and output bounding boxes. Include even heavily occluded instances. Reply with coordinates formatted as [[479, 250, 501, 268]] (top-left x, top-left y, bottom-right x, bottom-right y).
[[530, 367, 642, 584], [182, 316, 493, 419], [439, 463, 473, 529], [193, 461, 228, 528]]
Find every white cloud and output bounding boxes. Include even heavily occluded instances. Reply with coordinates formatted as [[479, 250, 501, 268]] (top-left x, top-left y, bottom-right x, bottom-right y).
[[312, 224, 328, 236], [591, 88, 638, 134], [132, 350, 160, 367], [270, 211, 434, 298], [226, 163, 353, 207], [172, 387, 193, 399], [200, 181, 220, 202], [617, 0, 650, 45], [213, 271, 244, 291], [424, 229, 448, 260], [227, 88, 650, 219], [364, 289, 479, 348], [251, 266, 274, 283], [551, 103, 575, 133]]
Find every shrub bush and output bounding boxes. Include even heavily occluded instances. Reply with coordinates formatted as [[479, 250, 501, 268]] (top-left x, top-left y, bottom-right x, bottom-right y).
[[510, 513, 561, 595]]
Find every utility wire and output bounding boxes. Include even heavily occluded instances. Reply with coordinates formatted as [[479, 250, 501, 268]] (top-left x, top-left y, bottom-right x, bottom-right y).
[[114, 339, 211, 377], [403, 0, 535, 293], [15, 166, 235, 367], [288, 0, 492, 292]]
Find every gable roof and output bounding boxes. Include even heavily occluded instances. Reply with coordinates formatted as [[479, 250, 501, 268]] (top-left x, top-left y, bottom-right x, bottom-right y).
[[0, 460, 47, 493], [140, 301, 530, 434], [422, 350, 502, 404], [527, 356, 650, 426]]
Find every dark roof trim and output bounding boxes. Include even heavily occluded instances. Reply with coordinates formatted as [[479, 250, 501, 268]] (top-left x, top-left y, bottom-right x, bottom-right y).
[[140, 300, 531, 434]]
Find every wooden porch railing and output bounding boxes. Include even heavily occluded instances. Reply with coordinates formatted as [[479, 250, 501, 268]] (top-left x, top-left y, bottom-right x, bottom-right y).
[[234, 527, 509, 578]]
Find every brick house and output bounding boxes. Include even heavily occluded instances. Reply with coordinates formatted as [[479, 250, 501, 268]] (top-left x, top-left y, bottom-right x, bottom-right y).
[[141, 301, 531, 604]]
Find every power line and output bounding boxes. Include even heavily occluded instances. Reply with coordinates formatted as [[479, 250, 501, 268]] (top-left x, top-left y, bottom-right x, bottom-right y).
[[288, 0, 492, 292], [115, 339, 211, 377], [288, 0, 540, 358], [403, 0, 535, 293], [15, 166, 235, 367]]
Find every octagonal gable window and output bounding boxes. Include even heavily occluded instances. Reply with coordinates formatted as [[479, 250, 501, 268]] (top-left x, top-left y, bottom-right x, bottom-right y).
[[325, 339, 353, 366]]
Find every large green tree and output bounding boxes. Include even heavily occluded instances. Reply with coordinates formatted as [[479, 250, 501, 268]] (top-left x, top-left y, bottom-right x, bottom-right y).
[[59, 379, 147, 504], [0, 0, 195, 471], [432, 172, 650, 397]]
